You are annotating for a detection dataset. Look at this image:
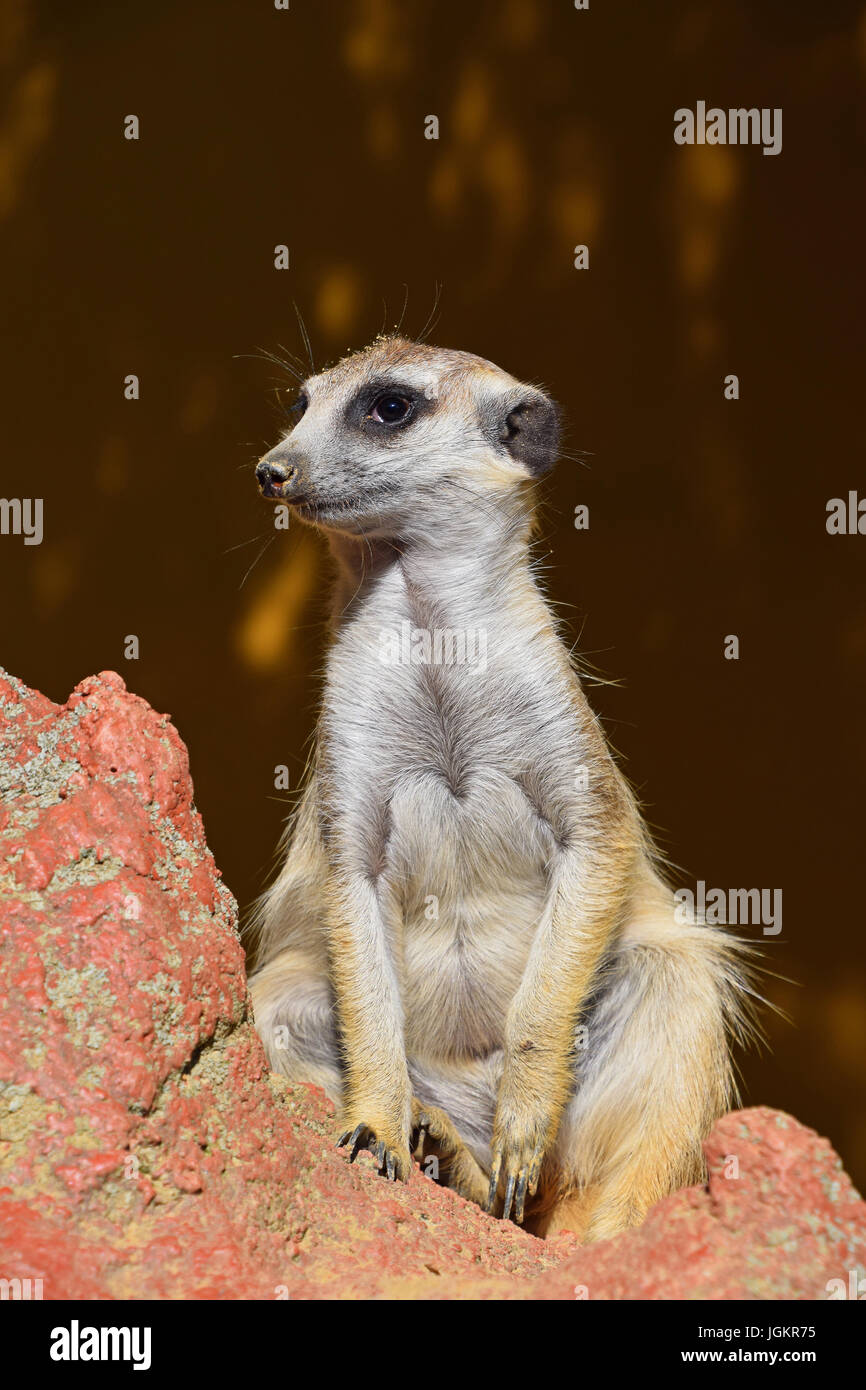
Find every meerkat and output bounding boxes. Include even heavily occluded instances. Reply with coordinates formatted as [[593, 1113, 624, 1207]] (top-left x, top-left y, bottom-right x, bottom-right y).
[[246, 335, 757, 1241]]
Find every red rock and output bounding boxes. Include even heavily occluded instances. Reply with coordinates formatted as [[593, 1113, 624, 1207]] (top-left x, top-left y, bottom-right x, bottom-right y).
[[0, 668, 864, 1299]]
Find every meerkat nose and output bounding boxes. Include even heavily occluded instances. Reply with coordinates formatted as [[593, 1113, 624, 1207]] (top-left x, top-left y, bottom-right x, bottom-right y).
[[256, 454, 299, 499]]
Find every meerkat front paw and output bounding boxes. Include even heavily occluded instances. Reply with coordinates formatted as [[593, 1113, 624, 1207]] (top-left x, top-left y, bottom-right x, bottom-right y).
[[486, 1100, 552, 1224], [336, 1119, 412, 1182]]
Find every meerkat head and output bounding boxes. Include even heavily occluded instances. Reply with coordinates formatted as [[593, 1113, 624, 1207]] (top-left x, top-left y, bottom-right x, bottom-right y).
[[255, 336, 560, 540]]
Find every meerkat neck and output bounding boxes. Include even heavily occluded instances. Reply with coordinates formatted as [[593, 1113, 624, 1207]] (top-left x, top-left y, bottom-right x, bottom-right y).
[[325, 503, 538, 629]]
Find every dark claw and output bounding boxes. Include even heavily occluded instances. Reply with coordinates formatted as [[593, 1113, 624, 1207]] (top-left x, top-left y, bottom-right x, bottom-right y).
[[336, 1131, 349, 1148], [412, 1108, 429, 1161], [345, 1123, 366, 1161], [514, 1171, 529, 1224], [386, 1151, 396, 1182], [502, 1172, 516, 1222], [485, 1156, 502, 1214], [528, 1145, 543, 1196], [375, 1140, 385, 1171]]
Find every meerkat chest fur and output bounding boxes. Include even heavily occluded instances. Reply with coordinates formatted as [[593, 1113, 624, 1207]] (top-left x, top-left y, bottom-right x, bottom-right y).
[[319, 535, 600, 1058]]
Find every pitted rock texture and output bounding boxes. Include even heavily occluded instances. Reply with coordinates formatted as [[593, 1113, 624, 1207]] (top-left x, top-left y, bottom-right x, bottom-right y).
[[0, 669, 864, 1299]]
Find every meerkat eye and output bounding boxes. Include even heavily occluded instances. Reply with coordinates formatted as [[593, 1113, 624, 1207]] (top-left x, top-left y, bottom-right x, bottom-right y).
[[369, 393, 413, 425], [289, 392, 308, 420]]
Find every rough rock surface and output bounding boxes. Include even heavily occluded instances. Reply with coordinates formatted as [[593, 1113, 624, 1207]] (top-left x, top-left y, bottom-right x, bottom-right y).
[[0, 669, 864, 1300]]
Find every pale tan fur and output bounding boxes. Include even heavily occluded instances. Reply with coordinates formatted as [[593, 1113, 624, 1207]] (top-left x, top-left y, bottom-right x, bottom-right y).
[[247, 336, 758, 1238]]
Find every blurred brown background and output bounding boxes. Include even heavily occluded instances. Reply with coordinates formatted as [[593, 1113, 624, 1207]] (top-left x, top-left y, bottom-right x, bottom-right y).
[[1, 0, 865, 1187]]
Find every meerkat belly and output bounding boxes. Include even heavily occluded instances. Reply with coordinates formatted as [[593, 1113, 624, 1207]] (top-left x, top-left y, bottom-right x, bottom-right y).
[[384, 770, 555, 1059]]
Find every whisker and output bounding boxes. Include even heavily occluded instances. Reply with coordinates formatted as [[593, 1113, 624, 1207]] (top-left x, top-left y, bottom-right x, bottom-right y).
[[415, 281, 443, 344], [235, 348, 305, 386], [395, 283, 410, 336], [274, 340, 309, 376], [239, 534, 277, 589], [294, 302, 315, 374], [224, 533, 268, 555]]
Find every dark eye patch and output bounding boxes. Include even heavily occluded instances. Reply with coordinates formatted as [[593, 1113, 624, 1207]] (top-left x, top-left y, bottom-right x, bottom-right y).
[[288, 392, 308, 420], [345, 378, 430, 437]]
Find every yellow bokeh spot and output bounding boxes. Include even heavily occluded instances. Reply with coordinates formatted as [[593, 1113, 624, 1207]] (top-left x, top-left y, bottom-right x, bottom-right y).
[[452, 66, 491, 146], [0, 61, 56, 220], [551, 184, 603, 246], [236, 531, 320, 673], [315, 266, 362, 340]]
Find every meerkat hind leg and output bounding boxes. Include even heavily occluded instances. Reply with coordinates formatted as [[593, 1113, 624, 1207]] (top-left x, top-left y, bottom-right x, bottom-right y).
[[537, 904, 751, 1243], [248, 946, 344, 1100], [411, 1098, 490, 1208]]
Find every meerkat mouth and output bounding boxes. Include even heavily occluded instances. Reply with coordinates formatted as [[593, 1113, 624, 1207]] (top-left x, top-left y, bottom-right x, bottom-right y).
[[289, 485, 397, 525]]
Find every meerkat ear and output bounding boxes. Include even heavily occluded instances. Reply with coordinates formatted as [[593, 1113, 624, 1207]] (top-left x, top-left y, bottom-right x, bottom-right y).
[[499, 387, 561, 477]]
